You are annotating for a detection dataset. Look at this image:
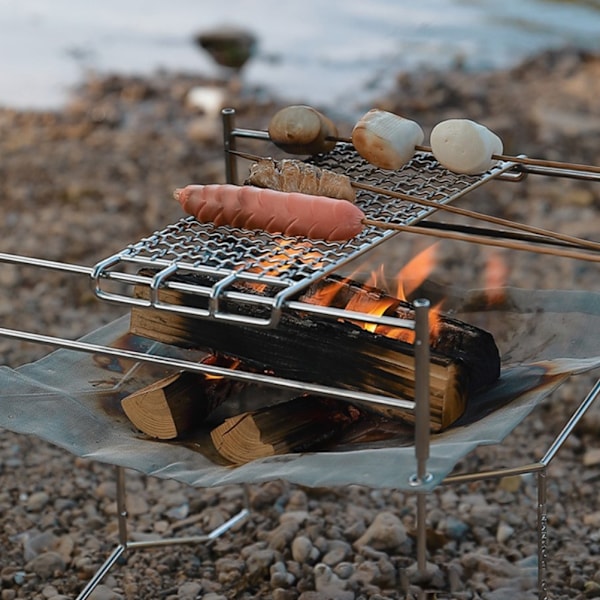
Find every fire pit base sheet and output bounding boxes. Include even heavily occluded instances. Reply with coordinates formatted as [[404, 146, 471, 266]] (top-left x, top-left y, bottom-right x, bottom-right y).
[[1, 287, 599, 492]]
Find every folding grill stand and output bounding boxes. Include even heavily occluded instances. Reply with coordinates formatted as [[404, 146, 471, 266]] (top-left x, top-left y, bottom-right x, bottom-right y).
[[1, 107, 599, 599], [74, 469, 251, 600], [0, 282, 435, 600]]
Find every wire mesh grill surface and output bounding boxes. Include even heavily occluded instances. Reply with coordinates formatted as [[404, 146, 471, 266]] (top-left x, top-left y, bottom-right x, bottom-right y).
[[92, 144, 514, 325]]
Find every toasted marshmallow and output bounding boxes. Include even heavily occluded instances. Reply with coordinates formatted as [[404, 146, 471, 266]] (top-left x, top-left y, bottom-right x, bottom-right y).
[[352, 109, 424, 170]]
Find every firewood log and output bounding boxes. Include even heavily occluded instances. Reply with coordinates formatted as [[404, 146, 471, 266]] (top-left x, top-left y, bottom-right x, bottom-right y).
[[121, 355, 246, 439], [210, 395, 363, 464], [128, 273, 500, 431]]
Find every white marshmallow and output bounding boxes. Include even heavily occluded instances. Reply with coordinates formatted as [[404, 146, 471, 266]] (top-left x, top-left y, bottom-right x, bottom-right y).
[[430, 119, 503, 175], [352, 109, 424, 170]]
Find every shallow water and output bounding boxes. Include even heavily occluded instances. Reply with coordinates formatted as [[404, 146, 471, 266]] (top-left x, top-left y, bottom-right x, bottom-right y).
[[0, 0, 599, 116]]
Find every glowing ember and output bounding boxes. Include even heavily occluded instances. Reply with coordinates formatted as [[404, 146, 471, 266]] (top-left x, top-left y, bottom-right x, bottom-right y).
[[304, 243, 444, 343]]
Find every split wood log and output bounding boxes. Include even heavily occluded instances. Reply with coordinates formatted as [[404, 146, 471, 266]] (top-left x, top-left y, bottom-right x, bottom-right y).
[[129, 273, 500, 431], [210, 395, 364, 464], [121, 355, 245, 439]]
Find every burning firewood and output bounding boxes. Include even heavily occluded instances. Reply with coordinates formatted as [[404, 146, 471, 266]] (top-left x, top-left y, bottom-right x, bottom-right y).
[[128, 273, 500, 432]]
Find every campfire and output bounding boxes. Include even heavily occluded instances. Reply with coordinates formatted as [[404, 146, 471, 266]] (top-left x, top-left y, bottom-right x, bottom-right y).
[[82, 106, 595, 467], [3, 105, 597, 471], [119, 218, 506, 465], [0, 100, 599, 600]]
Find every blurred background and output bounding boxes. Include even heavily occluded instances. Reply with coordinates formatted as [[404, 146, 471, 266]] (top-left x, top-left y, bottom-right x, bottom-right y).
[[1, 0, 599, 116]]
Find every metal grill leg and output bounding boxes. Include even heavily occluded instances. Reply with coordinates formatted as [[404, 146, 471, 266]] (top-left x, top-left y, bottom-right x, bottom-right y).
[[75, 466, 129, 600], [73, 465, 250, 600]]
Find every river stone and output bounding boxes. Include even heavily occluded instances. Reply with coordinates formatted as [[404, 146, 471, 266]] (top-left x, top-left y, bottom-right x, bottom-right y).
[[353, 511, 407, 552], [25, 552, 66, 579]]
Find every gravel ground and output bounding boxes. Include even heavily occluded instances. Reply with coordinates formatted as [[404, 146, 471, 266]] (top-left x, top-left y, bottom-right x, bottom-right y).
[[1, 47, 600, 599]]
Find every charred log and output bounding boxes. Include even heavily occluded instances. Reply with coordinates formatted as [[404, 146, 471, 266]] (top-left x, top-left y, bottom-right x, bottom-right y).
[[128, 272, 500, 431], [210, 395, 364, 464]]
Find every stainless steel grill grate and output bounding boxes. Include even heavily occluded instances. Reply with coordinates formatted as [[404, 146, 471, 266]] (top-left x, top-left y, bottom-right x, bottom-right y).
[[91, 142, 515, 326]]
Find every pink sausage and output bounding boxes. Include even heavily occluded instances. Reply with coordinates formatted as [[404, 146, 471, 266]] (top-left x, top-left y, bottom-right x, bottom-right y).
[[173, 184, 365, 241]]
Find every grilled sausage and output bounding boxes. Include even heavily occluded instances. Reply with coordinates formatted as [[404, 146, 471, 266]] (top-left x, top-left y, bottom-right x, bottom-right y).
[[245, 158, 356, 202], [174, 184, 365, 241]]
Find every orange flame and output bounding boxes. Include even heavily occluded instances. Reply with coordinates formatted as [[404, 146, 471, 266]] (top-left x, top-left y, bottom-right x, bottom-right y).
[[249, 239, 444, 345], [344, 243, 442, 343], [395, 244, 438, 301]]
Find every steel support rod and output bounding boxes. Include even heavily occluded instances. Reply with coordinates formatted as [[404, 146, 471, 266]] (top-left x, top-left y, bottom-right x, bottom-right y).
[[222, 107, 238, 184], [0, 251, 93, 275], [126, 508, 250, 549], [541, 377, 600, 466], [412, 299, 431, 576], [443, 461, 545, 485], [413, 299, 431, 482], [116, 466, 129, 547], [74, 465, 250, 599], [0, 324, 415, 412]]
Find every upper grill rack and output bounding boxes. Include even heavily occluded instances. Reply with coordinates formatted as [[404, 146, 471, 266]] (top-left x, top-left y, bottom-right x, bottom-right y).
[[91, 113, 516, 327]]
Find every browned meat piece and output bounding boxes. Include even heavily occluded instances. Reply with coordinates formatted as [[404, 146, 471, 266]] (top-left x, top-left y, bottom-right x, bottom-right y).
[[245, 158, 356, 202]]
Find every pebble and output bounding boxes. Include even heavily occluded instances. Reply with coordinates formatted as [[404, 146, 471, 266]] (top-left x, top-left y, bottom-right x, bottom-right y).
[[291, 535, 319, 564], [321, 540, 351, 566], [246, 547, 276, 578], [583, 448, 600, 466], [333, 562, 354, 580], [313, 563, 346, 590], [125, 493, 149, 517], [351, 559, 397, 588], [440, 515, 470, 540], [405, 560, 445, 588], [583, 511, 600, 527], [26, 491, 50, 512], [25, 552, 66, 579], [496, 521, 515, 543], [270, 561, 295, 588], [272, 590, 297, 600], [215, 557, 245, 586], [353, 511, 407, 552], [23, 530, 58, 561], [87, 586, 123, 600], [267, 521, 301, 552], [177, 581, 202, 600], [42, 585, 59, 598], [469, 503, 501, 529]]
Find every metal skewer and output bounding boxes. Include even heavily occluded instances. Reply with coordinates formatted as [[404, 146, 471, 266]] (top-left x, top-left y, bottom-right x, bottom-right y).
[[227, 149, 600, 259], [352, 180, 600, 253], [417, 144, 600, 177], [360, 219, 600, 262], [328, 136, 600, 178]]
